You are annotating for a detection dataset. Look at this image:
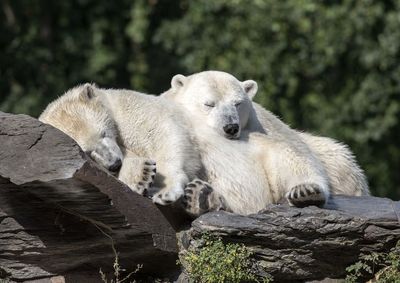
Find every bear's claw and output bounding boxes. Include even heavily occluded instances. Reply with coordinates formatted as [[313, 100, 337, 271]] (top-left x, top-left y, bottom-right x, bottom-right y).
[[134, 159, 156, 196], [286, 183, 326, 208], [181, 179, 228, 217]]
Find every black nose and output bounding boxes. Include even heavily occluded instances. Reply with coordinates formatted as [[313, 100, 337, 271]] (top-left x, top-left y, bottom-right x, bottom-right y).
[[223, 123, 239, 136], [109, 158, 122, 172]]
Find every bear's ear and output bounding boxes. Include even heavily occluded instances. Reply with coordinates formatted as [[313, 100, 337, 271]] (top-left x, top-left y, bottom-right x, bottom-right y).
[[242, 80, 258, 100], [79, 83, 97, 100], [171, 74, 187, 90]]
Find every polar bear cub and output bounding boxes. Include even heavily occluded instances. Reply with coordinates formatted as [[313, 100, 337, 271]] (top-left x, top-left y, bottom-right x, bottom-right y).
[[163, 71, 369, 214], [39, 84, 202, 205]]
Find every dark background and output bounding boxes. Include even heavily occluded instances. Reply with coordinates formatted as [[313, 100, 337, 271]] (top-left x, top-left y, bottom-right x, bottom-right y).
[[1, 0, 399, 199]]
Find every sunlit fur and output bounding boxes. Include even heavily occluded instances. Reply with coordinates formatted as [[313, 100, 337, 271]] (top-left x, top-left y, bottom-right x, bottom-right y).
[[163, 71, 369, 214], [39, 84, 123, 171], [251, 103, 369, 197], [39, 84, 202, 204]]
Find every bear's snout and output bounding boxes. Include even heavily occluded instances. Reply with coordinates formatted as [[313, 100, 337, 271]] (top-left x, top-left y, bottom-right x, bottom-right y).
[[223, 123, 239, 137], [109, 158, 122, 172]]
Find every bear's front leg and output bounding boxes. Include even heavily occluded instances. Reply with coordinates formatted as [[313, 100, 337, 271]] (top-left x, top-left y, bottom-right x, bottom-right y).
[[152, 186, 185, 205], [118, 157, 156, 196], [181, 179, 230, 217], [151, 157, 193, 205], [152, 172, 188, 205]]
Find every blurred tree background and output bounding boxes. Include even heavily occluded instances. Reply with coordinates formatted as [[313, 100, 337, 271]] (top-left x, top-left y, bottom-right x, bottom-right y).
[[1, 0, 399, 199]]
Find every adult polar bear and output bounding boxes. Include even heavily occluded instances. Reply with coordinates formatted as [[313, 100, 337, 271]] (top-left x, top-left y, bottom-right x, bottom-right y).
[[162, 71, 369, 215], [39, 84, 202, 205]]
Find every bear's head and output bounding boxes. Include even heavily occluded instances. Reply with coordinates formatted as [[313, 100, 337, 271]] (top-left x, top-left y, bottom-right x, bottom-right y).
[[39, 83, 123, 172], [165, 71, 258, 139]]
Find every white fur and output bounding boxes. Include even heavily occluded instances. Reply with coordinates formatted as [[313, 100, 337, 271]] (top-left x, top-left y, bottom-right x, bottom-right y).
[[163, 71, 369, 214], [250, 103, 369, 196], [39, 84, 202, 204]]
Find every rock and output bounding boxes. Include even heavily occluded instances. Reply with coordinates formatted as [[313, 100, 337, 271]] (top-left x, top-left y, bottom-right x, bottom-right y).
[[0, 112, 179, 282], [178, 195, 400, 282]]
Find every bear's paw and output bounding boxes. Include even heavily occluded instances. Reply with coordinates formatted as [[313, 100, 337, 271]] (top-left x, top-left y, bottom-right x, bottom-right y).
[[181, 179, 228, 217], [133, 159, 156, 196], [286, 183, 327, 208]]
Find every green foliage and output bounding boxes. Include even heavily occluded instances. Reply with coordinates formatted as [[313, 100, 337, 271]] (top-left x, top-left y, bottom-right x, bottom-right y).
[[345, 252, 383, 283], [0, 0, 182, 117], [1, 0, 399, 199], [345, 241, 400, 283], [181, 234, 271, 283]]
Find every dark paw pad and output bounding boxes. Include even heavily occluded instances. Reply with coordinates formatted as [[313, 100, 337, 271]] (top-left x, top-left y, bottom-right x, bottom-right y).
[[136, 159, 156, 195], [181, 179, 214, 217], [287, 184, 326, 208]]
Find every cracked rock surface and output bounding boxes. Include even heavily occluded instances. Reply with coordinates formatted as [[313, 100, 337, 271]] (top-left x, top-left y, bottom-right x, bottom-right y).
[[0, 112, 179, 282], [178, 196, 400, 282], [0, 113, 85, 184]]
